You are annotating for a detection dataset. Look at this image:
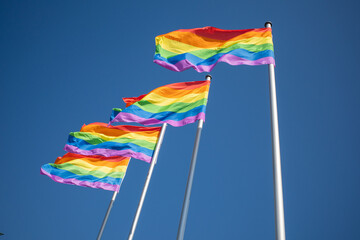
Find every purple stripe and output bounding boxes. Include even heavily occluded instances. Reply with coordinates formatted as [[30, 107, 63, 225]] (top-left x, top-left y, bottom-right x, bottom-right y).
[[154, 56, 275, 73], [110, 112, 206, 127], [40, 168, 120, 191], [64, 145, 151, 163]]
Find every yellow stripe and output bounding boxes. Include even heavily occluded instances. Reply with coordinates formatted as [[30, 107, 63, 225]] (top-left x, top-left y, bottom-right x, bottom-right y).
[[144, 92, 208, 106], [88, 132, 159, 144], [67, 159, 128, 173], [157, 36, 273, 54]]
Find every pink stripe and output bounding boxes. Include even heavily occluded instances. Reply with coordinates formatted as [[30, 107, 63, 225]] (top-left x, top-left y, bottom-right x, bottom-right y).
[[154, 56, 275, 73], [110, 112, 206, 127], [40, 168, 120, 191], [63, 145, 151, 163]]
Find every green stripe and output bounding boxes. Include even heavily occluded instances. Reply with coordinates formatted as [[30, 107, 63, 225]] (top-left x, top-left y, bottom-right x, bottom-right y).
[[156, 43, 274, 59], [135, 98, 208, 114], [50, 163, 126, 179], [70, 132, 156, 150]]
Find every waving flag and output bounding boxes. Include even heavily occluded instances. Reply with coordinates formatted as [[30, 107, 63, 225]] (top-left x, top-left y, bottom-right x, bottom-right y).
[[154, 26, 275, 72], [41, 153, 130, 191], [110, 108, 122, 121], [64, 122, 162, 163], [109, 80, 210, 127]]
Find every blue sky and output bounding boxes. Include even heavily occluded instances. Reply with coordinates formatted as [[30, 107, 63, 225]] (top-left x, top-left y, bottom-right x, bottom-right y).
[[1, 0, 360, 239]]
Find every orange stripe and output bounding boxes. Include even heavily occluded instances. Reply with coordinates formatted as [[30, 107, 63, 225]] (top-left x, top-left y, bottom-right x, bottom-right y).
[[158, 29, 271, 49], [80, 123, 161, 138], [122, 81, 210, 106], [55, 154, 130, 168], [145, 84, 209, 99], [176, 27, 269, 40], [80, 127, 161, 138]]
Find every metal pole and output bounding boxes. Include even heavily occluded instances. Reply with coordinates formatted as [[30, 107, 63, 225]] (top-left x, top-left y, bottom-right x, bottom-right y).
[[265, 21, 286, 240], [97, 191, 118, 240], [177, 75, 212, 240], [128, 123, 167, 240]]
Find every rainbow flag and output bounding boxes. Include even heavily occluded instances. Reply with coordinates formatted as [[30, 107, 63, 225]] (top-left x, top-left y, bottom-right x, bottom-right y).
[[109, 80, 210, 127], [110, 108, 122, 121], [40, 153, 130, 191], [64, 122, 162, 163], [154, 26, 275, 72]]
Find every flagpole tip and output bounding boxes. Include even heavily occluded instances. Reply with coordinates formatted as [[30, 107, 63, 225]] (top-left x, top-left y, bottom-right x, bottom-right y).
[[205, 75, 212, 80], [264, 21, 272, 27]]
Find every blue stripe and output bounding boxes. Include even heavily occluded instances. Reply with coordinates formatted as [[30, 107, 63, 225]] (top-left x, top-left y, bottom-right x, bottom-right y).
[[121, 104, 207, 121], [154, 49, 274, 66], [41, 164, 122, 185], [66, 135, 154, 157], [110, 109, 121, 121]]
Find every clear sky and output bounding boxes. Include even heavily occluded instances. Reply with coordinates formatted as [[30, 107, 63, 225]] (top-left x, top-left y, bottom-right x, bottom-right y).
[[1, 0, 360, 239]]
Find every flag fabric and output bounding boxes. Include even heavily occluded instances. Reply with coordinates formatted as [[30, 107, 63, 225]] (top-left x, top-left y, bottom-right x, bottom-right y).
[[64, 122, 162, 163], [110, 108, 122, 122], [110, 108, 122, 121], [109, 80, 210, 127], [154, 26, 275, 72], [40, 153, 130, 191]]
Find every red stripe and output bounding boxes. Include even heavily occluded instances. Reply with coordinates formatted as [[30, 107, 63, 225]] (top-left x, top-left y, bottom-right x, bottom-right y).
[[121, 81, 210, 106], [176, 27, 270, 41], [83, 122, 162, 132], [161, 80, 210, 90], [123, 94, 147, 107], [58, 152, 130, 162]]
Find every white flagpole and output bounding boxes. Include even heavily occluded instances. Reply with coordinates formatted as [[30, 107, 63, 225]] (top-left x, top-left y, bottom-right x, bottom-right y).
[[176, 75, 212, 240], [128, 123, 167, 240], [97, 191, 118, 240], [97, 158, 131, 240], [265, 21, 286, 240]]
